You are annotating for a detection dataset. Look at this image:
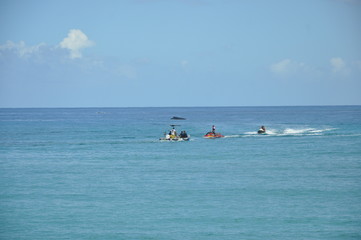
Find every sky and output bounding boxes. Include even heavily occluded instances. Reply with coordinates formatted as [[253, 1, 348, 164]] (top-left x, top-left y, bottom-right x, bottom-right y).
[[0, 0, 360, 107]]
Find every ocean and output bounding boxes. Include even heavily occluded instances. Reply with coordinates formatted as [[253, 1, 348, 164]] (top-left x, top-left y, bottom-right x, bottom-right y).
[[1, 106, 361, 240]]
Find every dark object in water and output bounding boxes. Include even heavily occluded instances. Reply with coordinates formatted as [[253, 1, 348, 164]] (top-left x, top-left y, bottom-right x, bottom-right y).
[[171, 116, 186, 120]]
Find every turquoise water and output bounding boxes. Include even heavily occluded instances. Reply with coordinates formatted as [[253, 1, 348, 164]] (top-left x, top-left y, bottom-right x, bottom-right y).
[[1, 106, 361, 239]]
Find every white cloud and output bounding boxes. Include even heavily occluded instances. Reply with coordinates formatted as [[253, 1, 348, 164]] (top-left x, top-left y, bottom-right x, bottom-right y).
[[270, 59, 291, 74], [60, 29, 94, 59], [116, 65, 137, 79], [270, 59, 307, 75], [330, 57, 345, 72], [330, 58, 345, 70], [330, 57, 350, 75], [0, 41, 45, 58]]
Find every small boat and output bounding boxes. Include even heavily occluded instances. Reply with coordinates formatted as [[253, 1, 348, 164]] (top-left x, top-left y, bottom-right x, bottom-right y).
[[159, 134, 190, 141], [203, 132, 224, 138], [159, 125, 190, 141], [171, 116, 186, 120]]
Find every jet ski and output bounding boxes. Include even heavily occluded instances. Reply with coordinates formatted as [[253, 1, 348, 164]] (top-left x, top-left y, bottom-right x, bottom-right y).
[[257, 126, 266, 134], [257, 129, 266, 134], [203, 132, 224, 138]]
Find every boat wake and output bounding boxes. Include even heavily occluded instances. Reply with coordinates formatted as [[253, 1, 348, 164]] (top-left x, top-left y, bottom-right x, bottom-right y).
[[242, 127, 336, 137], [223, 135, 242, 138]]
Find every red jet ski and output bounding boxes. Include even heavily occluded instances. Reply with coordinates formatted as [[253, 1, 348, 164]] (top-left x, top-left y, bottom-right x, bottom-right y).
[[203, 132, 224, 138]]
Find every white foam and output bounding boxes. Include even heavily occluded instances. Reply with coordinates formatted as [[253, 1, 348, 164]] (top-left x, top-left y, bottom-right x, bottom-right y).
[[244, 131, 258, 135], [264, 129, 277, 135], [224, 134, 242, 138], [283, 128, 314, 135], [242, 127, 336, 137], [281, 127, 335, 136], [309, 129, 323, 133]]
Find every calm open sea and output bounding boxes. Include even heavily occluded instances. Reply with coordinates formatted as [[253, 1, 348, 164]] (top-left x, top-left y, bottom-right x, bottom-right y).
[[1, 106, 361, 240]]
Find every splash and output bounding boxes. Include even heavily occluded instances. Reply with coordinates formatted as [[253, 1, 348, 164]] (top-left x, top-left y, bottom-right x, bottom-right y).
[[281, 128, 335, 136], [283, 128, 315, 135]]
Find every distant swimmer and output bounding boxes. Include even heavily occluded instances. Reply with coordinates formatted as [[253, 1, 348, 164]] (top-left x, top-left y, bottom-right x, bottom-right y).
[[258, 126, 266, 134]]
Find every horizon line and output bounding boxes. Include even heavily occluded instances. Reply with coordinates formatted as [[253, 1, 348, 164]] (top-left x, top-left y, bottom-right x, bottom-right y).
[[0, 104, 360, 109]]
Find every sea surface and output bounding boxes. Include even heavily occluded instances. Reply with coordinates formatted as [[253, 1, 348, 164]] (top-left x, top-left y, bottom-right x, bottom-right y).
[[1, 106, 361, 240]]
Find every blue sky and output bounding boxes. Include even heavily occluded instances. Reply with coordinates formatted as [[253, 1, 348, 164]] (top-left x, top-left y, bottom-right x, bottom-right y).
[[0, 0, 360, 107]]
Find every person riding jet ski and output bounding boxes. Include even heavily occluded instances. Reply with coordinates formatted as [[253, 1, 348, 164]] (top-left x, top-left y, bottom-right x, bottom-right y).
[[204, 125, 224, 138], [258, 126, 266, 134]]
